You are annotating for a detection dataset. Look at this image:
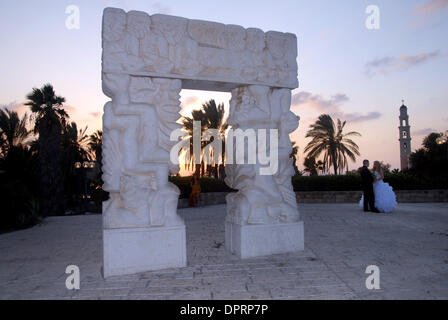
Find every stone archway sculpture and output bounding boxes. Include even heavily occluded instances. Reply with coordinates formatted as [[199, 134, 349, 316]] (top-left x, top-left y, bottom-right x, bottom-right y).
[[101, 7, 303, 277]]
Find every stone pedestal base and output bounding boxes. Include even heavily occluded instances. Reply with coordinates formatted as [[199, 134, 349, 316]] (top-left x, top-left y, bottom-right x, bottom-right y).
[[103, 225, 186, 277], [225, 221, 304, 259]]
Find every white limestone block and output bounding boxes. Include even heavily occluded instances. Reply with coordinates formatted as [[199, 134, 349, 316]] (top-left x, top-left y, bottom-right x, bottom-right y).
[[188, 19, 227, 49], [140, 33, 173, 73], [246, 28, 266, 52], [225, 221, 304, 259], [224, 24, 246, 50], [151, 14, 188, 45], [103, 8, 126, 42], [126, 10, 151, 39], [103, 225, 186, 277], [102, 8, 298, 88]]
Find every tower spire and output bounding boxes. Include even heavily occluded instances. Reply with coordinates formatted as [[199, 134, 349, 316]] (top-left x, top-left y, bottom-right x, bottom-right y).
[[399, 101, 411, 170]]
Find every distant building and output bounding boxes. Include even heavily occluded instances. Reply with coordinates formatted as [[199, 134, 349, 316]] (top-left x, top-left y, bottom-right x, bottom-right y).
[[398, 101, 411, 170]]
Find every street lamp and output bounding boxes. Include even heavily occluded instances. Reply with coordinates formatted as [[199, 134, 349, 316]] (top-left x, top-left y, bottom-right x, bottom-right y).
[[436, 130, 448, 159], [436, 131, 448, 145], [74, 161, 96, 214]]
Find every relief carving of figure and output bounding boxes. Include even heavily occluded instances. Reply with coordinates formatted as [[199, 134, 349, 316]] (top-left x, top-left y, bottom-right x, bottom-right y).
[[104, 172, 183, 228], [225, 85, 300, 226], [102, 74, 184, 229]]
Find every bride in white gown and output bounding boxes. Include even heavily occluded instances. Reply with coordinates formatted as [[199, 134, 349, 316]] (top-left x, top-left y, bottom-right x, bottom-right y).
[[360, 161, 397, 213]]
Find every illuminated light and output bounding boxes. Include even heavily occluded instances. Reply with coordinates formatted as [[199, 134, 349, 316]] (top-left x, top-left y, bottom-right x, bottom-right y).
[[436, 136, 447, 145]]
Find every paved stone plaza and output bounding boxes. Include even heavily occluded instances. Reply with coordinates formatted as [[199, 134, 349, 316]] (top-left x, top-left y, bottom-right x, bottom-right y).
[[0, 203, 447, 300]]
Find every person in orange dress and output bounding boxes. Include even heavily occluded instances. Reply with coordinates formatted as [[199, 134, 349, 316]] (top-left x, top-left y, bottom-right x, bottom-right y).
[[189, 175, 201, 207]]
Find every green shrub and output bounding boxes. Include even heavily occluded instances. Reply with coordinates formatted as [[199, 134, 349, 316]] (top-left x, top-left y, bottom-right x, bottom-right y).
[[291, 173, 447, 191], [0, 177, 41, 231], [169, 176, 235, 198], [383, 172, 447, 190], [169, 173, 447, 196], [292, 174, 362, 191]]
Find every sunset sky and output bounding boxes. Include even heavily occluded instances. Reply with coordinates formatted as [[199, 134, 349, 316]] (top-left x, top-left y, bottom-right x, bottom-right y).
[[0, 0, 447, 172]]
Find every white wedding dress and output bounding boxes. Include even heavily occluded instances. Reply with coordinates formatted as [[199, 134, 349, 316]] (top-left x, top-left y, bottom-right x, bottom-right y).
[[359, 171, 397, 213]]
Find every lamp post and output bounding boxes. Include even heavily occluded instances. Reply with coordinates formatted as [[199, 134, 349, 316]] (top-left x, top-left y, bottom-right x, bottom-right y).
[[74, 161, 96, 214], [436, 130, 448, 159]]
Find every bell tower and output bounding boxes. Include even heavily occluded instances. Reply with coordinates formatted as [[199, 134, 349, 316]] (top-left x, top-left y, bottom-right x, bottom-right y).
[[399, 100, 411, 170]]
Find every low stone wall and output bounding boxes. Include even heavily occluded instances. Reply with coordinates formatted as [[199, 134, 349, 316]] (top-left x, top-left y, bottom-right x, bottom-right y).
[[296, 190, 448, 203], [178, 190, 448, 208], [296, 191, 361, 203], [395, 189, 448, 203]]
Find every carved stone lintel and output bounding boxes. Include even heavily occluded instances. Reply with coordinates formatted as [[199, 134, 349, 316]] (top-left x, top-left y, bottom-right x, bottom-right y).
[[102, 8, 298, 89]]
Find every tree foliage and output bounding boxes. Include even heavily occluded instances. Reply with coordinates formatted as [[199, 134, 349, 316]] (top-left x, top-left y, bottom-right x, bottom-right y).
[[180, 99, 228, 178], [409, 132, 448, 178], [304, 114, 361, 175], [25, 84, 68, 216]]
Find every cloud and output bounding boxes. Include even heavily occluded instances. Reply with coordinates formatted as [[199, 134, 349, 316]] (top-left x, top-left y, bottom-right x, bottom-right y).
[[179, 95, 201, 117], [180, 96, 199, 107], [291, 91, 381, 123], [365, 50, 441, 77], [414, 128, 438, 136], [413, 0, 448, 14], [332, 111, 382, 123], [89, 112, 102, 118], [291, 92, 348, 113]]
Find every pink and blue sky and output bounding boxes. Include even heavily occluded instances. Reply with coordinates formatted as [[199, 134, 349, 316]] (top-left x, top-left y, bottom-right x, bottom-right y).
[[0, 0, 447, 171]]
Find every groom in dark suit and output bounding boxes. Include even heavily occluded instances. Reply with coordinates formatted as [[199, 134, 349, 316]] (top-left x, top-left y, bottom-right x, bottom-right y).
[[361, 159, 379, 212]]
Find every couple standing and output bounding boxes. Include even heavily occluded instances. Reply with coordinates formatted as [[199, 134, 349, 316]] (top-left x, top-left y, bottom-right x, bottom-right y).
[[360, 160, 397, 213]]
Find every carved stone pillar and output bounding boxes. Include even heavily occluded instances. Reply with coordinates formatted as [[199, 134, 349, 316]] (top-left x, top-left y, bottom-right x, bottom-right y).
[[101, 73, 186, 277], [224, 85, 304, 258]]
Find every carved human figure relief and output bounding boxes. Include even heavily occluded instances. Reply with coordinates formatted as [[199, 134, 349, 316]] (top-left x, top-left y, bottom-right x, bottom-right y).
[[103, 172, 153, 228], [102, 70, 184, 229], [225, 85, 300, 226]]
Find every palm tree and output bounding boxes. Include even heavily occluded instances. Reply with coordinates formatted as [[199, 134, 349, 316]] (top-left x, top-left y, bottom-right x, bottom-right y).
[[0, 108, 37, 207], [25, 84, 68, 216], [316, 160, 325, 174], [180, 109, 206, 177], [304, 114, 361, 175], [180, 99, 228, 178], [62, 122, 90, 160], [88, 130, 103, 163], [200, 100, 228, 179], [303, 156, 318, 176], [0, 108, 31, 155], [61, 122, 91, 212], [289, 141, 300, 175]]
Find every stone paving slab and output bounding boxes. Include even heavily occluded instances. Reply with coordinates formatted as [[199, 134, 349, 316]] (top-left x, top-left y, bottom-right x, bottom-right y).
[[0, 203, 447, 300]]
